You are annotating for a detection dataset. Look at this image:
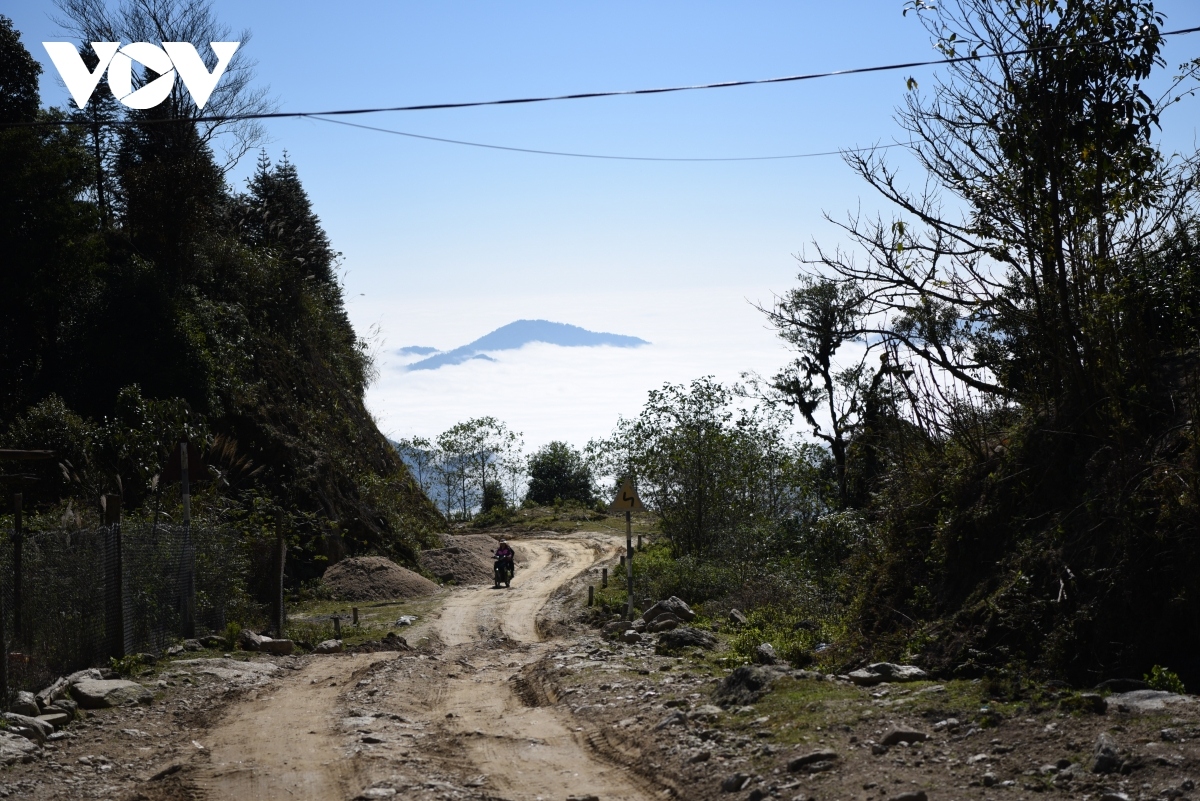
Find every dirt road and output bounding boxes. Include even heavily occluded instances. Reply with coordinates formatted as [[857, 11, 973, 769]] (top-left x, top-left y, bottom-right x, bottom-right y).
[[193, 533, 649, 801]]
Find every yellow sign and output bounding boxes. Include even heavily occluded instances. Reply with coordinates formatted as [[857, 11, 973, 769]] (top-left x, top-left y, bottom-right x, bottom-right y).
[[608, 477, 646, 513]]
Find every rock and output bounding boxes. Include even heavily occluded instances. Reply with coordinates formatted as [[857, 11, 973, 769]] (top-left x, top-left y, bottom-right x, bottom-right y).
[[656, 626, 717, 653], [631, 617, 647, 633], [788, 749, 839, 772], [881, 728, 928, 746], [643, 596, 696, 623], [887, 793, 927, 801], [166, 644, 185, 656], [566, 796, 600, 801], [12, 691, 39, 717], [70, 678, 153, 709], [65, 668, 102, 685], [259, 638, 296, 655], [200, 634, 224, 648], [847, 663, 929, 686], [1099, 794, 1131, 801], [754, 643, 778, 665], [43, 698, 77, 720], [1091, 732, 1121, 774], [871, 743, 888, 755], [932, 717, 960, 731], [621, 630, 643, 644], [690, 750, 712, 763], [602, 620, 628, 636], [0, 731, 39, 766], [36, 712, 70, 730], [1106, 689, 1197, 713], [721, 773, 751, 792], [35, 677, 69, 709], [648, 616, 680, 633], [395, 615, 418, 626], [315, 639, 344, 654], [1094, 678, 1148, 693], [654, 710, 688, 730], [712, 665, 788, 707], [729, 608, 748, 625], [238, 629, 269, 651], [748, 790, 766, 801], [982, 773, 997, 787], [183, 638, 203, 651], [689, 704, 724, 722], [3, 713, 53, 744]]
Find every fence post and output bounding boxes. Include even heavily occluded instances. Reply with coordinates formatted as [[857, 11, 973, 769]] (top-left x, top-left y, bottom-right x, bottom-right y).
[[274, 515, 286, 639], [12, 494, 21, 646], [105, 494, 124, 659], [588, 585, 594, 607], [601, 567, 608, 588], [1, 498, 10, 709], [180, 442, 195, 638], [625, 510, 634, 620]]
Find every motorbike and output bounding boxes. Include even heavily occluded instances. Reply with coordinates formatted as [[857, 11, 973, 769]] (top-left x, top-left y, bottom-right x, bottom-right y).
[[493, 556, 514, 588]]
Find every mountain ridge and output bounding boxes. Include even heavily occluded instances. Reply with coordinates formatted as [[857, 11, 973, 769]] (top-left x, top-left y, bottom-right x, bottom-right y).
[[403, 319, 649, 371]]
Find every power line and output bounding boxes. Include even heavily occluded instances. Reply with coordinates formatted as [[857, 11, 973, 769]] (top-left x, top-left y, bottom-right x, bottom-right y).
[[6, 24, 1197, 130], [307, 114, 910, 161]]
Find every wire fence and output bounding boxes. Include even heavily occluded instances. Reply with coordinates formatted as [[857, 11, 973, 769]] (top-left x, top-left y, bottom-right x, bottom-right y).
[[0, 515, 252, 701]]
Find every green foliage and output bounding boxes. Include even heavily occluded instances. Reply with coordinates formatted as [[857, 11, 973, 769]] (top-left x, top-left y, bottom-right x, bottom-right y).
[[109, 654, 144, 677], [1144, 665, 1186, 694], [597, 377, 830, 559], [727, 605, 823, 667], [526, 440, 594, 505], [0, 19, 442, 579]]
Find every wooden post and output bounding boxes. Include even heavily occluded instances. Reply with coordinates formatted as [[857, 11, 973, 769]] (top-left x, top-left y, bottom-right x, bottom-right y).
[[352, 607, 359, 626], [601, 567, 608, 588], [12, 494, 22, 645], [619, 554, 625, 568], [105, 494, 124, 659], [588, 586, 595, 606], [637, 534, 643, 551], [180, 442, 195, 638], [332, 615, 341, 638], [275, 515, 287, 639], [625, 510, 634, 620]]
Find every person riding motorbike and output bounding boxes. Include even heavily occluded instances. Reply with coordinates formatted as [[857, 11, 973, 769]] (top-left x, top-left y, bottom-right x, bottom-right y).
[[493, 539, 515, 587]]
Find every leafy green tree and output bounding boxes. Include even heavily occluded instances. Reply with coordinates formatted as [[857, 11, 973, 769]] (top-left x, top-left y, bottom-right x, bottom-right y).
[[749, 276, 870, 505], [0, 15, 40, 123], [812, 0, 1199, 417], [525, 441, 594, 505], [600, 378, 827, 559]]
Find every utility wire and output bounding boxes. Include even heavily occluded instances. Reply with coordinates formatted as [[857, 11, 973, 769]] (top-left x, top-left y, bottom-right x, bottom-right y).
[[6, 24, 1197, 131], [307, 114, 910, 161]]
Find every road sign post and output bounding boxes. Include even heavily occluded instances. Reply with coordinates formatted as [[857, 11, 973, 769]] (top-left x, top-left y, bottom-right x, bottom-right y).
[[607, 477, 646, 621]]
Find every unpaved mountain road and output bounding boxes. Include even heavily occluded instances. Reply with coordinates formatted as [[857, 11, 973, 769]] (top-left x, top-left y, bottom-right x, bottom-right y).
[[194, 532, 651, 801]]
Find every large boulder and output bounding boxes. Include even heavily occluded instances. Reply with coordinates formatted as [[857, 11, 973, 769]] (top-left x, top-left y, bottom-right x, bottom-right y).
[[0, 731, 39, 766], [11, 692, 39, 717], [2, 713, 52, 744], [643, 596, 695, 623], [846, 663, 928, 686], [712, 665, 789, 707], [315, 639, 344, 654], [70, 679, 153, 709], [656, 626, 717, 653]]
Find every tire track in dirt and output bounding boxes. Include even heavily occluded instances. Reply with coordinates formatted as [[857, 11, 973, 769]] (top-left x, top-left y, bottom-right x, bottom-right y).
[[182, 533, 643, 801], [426, 536, 650, 801]]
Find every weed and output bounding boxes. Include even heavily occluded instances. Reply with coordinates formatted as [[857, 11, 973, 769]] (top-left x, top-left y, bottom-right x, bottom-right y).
[[1145, 665, 1186, 694]]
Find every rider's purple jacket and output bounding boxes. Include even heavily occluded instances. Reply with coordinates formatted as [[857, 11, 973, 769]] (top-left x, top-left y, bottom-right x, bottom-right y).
[[495, 544, 515, 560]]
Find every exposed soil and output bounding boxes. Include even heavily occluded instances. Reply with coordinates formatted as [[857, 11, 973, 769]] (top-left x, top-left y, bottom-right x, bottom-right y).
[[324, 556, 440, 601], [419, 533, 529, 586], [6, 531, 1200, 801]]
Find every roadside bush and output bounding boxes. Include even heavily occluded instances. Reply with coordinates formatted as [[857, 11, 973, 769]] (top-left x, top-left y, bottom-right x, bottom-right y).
[[1145, 665, 1186, 694]]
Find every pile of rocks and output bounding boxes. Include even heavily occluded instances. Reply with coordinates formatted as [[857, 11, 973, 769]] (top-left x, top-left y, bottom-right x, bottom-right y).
[[599, 596, 714, 648], [1, 668, 154, 765]]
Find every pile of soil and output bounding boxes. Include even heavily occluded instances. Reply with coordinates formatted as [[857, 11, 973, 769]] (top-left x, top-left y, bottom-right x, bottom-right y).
[[419, 533, 525, 585], [323, 556, 439, 601]]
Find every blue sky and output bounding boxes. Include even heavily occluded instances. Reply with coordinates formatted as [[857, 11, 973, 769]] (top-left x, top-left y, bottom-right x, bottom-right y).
[[9, 1, 1200, 450]]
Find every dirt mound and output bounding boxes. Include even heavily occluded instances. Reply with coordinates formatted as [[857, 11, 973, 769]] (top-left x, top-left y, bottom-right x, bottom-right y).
[[419, 533, 526, 585], [323, 556, 439, 601]]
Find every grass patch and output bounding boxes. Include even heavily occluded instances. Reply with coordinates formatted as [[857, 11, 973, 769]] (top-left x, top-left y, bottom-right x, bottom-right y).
[[285, 595, 442, 647]]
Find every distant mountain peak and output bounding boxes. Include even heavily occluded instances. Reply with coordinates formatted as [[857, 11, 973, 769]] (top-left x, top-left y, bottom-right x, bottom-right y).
[[403, 319, 649, 371]]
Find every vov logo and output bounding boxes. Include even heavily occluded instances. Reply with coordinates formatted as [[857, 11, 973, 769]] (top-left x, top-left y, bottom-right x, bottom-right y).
[[43, 41, 240, 110]]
